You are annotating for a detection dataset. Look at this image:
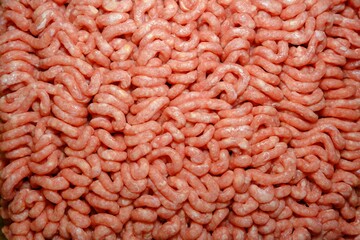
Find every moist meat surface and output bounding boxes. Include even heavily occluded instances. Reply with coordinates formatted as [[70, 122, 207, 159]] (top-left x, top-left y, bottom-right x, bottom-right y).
[[0, 0, 360, 239]]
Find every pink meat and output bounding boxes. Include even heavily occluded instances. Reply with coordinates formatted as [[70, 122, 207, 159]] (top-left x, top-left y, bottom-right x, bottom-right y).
[[0, 0, 359, 239]]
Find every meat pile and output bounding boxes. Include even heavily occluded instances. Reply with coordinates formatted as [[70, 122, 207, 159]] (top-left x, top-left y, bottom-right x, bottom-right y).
[[0, 0, 360, 239]]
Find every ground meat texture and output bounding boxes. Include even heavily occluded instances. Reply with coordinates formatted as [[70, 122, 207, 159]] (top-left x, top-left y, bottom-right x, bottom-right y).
[[0, 0, 360, 239]]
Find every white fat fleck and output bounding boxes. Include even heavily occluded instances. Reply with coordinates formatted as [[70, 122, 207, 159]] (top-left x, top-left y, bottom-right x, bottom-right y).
[[75, 228, 83, 235], [189, 112, 197, 118], [340, 46, 348, 53], [0, 74, 11, 85], [168, 4, 176, 10], [262, 152, 270, 161], [36, 18, 47, 31], [36, 11, 51, 31], [238, 141, 248, 149], [158, 179, 167, 188], [179, 1, 191, 11], [314, 30, 325, 41], [257, 79, 266, 88], [48, 158, 56, 168], [50, 28, 57, 37], [261, 0, 272, 8], [288, 20, 296, 27], [291, 32, 302, 40], [294, 47, 305, 57], [118, 198, 128, 206], [89, 6, 98, 15], [203, 115, 213, 122], [282, 0, 298, 5], [109, 13, 121, 22], [103, 0, 117, 11]]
